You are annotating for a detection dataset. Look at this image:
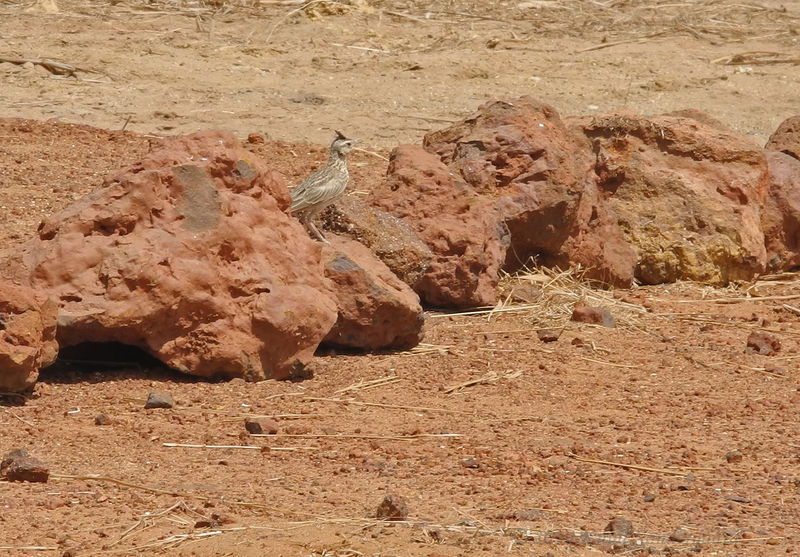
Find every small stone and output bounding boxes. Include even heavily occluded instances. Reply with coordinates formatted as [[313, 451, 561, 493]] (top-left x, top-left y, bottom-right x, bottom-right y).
[[537, 329, 561, 343], [244, 418, 263, 434], [376, 493, 409, 521], [571, 337, 585, 346], [210, 512, 235, 525], [194, 519, 220, 529], [766, 115, 800, 160], [764, 363, 787, 375], [725, 450, 743, 464], [246, 132, 265, 144], [604, 516, 634, 537], [643, 493, 655, 502], [570, 306, 616, 327], [745, 330, 781, 355], [94, 413, 111, 426], [724, 494, 751, 503], [1, 448, 49, 482], [144, 392, 175, 409], [669, 527, 690, 542]]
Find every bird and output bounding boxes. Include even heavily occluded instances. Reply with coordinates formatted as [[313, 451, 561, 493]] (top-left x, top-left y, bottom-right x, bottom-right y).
[[290, 130, 359, 244]]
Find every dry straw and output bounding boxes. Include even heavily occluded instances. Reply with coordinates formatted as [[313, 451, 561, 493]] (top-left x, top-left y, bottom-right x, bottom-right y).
[[495, 263, 649, 331]]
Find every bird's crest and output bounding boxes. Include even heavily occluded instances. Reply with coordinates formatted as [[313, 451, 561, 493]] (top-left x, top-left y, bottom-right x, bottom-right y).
[[334, 130, 347, 140]]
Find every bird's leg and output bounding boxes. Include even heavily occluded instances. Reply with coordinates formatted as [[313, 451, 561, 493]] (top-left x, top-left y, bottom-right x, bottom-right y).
[[307, 219, 330, 244]]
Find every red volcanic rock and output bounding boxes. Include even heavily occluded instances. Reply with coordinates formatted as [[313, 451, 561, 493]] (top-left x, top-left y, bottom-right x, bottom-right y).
[[745, 330, 780, 355], [376, 493, 409, 521], [766, 116, 800, 160], [322, 236, 424, 350], [370, 144, 509, 307], [1, 448, 49, 483], [1, 131, 339, 381], [424, 97, 635, 288], [0, 280, 58, 392], [572, 109, 769, 285], [570, 306, 615, 327], [762, 151, 800, 271], [370, 97, 635, 307], [374, 99, 773, 302], [321, 195, 433, 291]]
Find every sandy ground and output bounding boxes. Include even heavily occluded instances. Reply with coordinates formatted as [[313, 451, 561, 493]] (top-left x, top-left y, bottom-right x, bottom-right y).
[[2, 1, 800, 555]]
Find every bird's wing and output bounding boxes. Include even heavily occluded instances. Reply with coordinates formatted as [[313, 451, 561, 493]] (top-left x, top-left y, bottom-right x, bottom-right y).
[[290, 171, 344, 212]]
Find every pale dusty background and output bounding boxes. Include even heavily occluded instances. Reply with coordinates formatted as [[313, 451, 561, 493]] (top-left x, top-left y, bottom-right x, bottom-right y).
[[1, 0, 798, 149]]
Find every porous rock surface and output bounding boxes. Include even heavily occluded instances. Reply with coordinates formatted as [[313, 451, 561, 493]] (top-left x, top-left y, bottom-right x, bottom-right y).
[[762, 151, 800, 271], [1, 448, 49, 483], [1, 131, 340, 381], [372, 98, 773, 306], [0, 279, 58, 392], [369, 144, 509, 307], [321, 236, 424, 350], [369, 97, 636, 307], [766, 115, 800, 160], [424, 97, 635, 288], [572, 110, 770, 284], [320, 195, 433, 290]]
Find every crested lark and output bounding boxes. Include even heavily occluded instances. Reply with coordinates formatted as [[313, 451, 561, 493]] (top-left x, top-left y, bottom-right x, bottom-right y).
[[290, 130, 359, 243]]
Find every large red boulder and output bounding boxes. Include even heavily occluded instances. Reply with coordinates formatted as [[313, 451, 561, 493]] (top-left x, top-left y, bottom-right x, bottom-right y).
[[571, 109, 770, 284], [370, 144, 510, 307], [369, 97, 635, 307], [1, 131, 339, 381], [766, 116, 800, 161], [425, 97, 634, 288], [370, 98, 773, 304], [0, 280, 58, 392], [322, 236, 424, 350], [763, 151, 800, 271]]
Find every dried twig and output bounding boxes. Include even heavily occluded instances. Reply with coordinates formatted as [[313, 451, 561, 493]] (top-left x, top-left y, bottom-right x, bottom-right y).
[[568, 454, 742, 476], [712, 51, 800, 65], [576, 356, 638, 368], [0, 546, 58, 551], [663, 293, 800, 304], [353, 146, 389, 161], [404, 342, 455, 355], [48, 473, 319, 518], [330, 42, 390, 53], [427, 304, 541, 319], [0, 55, 101, 76], [3, 408, 34, 427], [251, 432, 461, 440], [334, 375, 401, 395], [782, 303, 800, 315], [51, 473, 200, 498], [162, 442, 314, 451], [301, 396, 470, 414], [576, 34, 664, 53], [444, 369, 522, 393]]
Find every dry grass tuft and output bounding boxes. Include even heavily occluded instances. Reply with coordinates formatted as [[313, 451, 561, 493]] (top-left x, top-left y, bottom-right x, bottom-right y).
[[497, 263, 648, 330]]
